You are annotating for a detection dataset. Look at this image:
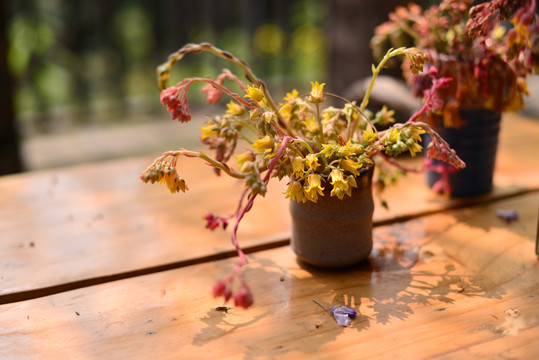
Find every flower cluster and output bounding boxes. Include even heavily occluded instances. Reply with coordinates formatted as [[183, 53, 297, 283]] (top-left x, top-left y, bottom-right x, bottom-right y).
[[160, 86, 191, 123], [140, 156, 188, 193], [141, 42, 465, 308], [213, 275, 253, 309], [371, 0, 538, 127], [468, 0, 539, 74]]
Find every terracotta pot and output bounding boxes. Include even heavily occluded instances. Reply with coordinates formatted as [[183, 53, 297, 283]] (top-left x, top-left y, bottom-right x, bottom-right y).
[[423, 108, 501, 197], [289, 166, 374, 268]]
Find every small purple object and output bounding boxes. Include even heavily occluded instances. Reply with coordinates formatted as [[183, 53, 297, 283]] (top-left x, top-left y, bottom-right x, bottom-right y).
[[496, 209, 519, 222], [330, 305, 357, 326], [313, 300, 357, 327]]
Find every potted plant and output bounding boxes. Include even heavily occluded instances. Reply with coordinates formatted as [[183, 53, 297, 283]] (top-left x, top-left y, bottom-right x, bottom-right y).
[[371, 0, 538, 196], [141, 42, 464, 308]]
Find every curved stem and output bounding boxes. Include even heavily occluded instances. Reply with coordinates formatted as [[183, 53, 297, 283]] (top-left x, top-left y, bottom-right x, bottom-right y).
[[227, 136, 294, 269], [159, 43, 291, 137], [154, 149, 248, 179], [293, 138, 315, 154], [374, 151, 423, 173], [179, 77, 254, 109]]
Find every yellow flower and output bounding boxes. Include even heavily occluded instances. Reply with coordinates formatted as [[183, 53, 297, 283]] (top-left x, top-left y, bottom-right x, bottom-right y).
[[163, 168, 188, 193], [336, 140, 363, 157], [374, 105, 395, 125], [321, 144, 336, 157], [405, 139, 423, 157], [329, 169, 348, 200], [226, 101, 246, 116], [347, 175, 357, 189], [284, 89, 299, 101], [175, 177, 189, 193], [340, 158, 362, 176], [252, 135, 274, 152], [308, 81, 325, 104], [363, 128, 377, 145], [200, 121, 219, 139], [235, 151, 255, 172], [284, 180, 307, 203], [305, 153, 321, 171], [245, 84, 265, 102], [304, 174, 325, 202], [408, 127, 425, 141], [385, 127, 400, 144], [263, 111, 277, 124], [278, 102, 294, 121], [302, 116, 319, 133], [291, 157, 305, 179]]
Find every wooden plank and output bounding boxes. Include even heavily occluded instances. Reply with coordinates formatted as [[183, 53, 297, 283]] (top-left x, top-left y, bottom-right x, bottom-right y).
[[0, 157, 291, 301], [495, 112, 539, 189], [1, 193, 537, 359], [1, 114, 538, 301]]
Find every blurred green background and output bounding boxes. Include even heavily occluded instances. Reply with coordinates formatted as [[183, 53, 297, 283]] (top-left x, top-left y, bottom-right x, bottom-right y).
[[7, 0, 327, 135], [10, 0, 534, 174], [3, 0, 345, 172]]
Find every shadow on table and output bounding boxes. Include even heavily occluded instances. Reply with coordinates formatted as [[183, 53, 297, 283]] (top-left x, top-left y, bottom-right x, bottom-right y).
[[190, 214, 516, 359], [296, 220, 506, 332]]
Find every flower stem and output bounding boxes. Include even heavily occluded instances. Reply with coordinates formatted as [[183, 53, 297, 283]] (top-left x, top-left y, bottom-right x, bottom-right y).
[[312, 299, 330, 310], [151, 149, 248, 179], [348, 48, 405, 141], [159, 42, 292, 136]]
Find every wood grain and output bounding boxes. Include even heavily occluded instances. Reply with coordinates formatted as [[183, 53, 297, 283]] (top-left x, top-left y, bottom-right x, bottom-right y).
[[1, 192, 537, 359], [1, 113, 538, 303]]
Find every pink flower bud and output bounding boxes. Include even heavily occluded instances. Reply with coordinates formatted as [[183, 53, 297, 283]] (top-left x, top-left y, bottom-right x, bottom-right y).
[[427, 66, 439, 78], [224, 289, 233, 303], [212, 280, 227, 297], [160, 87, 181, 111], [234, 285, 254, 309], [201, 83, 223, 105], [204, 214, 219, 230], [172, 106, 191, 123]]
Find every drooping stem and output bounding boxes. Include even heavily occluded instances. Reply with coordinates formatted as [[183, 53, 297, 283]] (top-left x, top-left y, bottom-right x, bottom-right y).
[[228, 136, 294, 268], [158, 42, 291, 135], [145, 149, 248, 180], [374, 151, 423, 173], [181, 77, 254, 108]]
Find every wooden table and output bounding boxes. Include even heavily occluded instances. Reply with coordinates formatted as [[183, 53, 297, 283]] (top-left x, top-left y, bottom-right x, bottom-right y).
[[1, 113, 539, 359]]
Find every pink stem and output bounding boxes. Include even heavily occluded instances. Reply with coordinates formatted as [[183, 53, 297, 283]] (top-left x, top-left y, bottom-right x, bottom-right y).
[[229, 136, 294, 267], [375, 151, 423, 173]]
